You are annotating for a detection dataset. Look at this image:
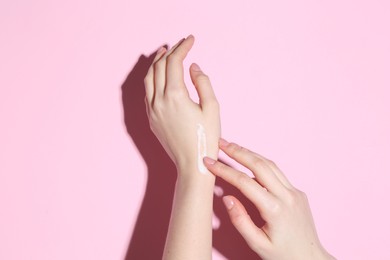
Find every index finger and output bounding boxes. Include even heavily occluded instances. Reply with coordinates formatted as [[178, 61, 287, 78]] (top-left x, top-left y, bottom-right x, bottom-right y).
[[203, 157, 279, 221], [165, 34, 195, 92], [219, 139, 289, 197]]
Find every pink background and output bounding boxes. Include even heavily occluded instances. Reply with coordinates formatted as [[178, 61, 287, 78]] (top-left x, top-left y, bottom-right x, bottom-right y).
[[1, 0, 389, 259]]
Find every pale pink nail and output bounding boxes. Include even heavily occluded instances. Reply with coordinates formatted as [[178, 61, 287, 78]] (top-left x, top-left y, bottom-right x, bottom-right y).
[[192, 63, 201, 72], [203, 156, 216, 165], [219, 138, 229, 147], [223, 196, 234, 210], [157, 46, 165, 54]]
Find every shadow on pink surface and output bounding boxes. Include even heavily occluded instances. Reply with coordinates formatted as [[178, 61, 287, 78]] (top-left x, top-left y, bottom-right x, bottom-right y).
[[121, 48, 261, 260]]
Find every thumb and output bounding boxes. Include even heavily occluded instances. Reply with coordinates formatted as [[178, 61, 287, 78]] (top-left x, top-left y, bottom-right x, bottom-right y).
[[189, 63, 219, 112], [222, 195, 270, 254]]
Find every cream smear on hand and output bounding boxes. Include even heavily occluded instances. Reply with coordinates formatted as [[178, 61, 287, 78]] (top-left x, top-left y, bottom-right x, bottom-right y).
[[197, 123, 207, 174]]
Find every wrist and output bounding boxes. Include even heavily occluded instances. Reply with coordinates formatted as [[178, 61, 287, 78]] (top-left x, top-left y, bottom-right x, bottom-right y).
[[176, 162, 216, 182], [175, 151, 218, 178], [173, 163, 216, 205]]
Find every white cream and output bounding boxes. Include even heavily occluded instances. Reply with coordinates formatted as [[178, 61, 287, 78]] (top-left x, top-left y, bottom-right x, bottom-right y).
[[197, 123, 207, 174]]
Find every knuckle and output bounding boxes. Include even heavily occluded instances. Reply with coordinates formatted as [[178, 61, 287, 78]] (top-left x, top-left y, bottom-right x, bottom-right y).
[[267, 159, 277, 168], [152, 100, 165, 114], [253, 158, 267, 169], [284, 191, 296, 206], [165, 88, 187, 100], [228, 143, 242, 157], [268, 200, 282, 216], [297, 189, 308, 201], [231, 212, 248, 227], [285, 188, 306, 206], [240, 146, 250, 152], [213, 161, 226, 174], [149, 112, 159, 125], [236, 173, 251, 188]]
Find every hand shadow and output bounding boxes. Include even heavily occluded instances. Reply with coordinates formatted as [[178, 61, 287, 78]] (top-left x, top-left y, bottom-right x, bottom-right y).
[[121, 48, 264, 260], [213, 170, 265, 260], [122, 47, 176, 260]]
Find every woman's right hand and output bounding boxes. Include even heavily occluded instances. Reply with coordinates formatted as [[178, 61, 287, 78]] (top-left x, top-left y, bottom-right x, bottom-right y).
[[204, 138, 335, 260]]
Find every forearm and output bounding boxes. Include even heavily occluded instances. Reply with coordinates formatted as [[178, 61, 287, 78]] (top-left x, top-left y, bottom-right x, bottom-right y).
[[162, 165, 216, 260]]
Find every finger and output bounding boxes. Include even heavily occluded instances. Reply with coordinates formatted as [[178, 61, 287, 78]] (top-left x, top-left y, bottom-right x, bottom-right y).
[[153, 37, 186, 100], [189, 63, 219, 113], [203, 157, 278, 220], [219, 138, 288, 197], [165, 34, 195, 93], [255, 153, 294, 189], [144, 46, 167, 104], [222, 195, 271, 254], [166, 37, 186, 55]]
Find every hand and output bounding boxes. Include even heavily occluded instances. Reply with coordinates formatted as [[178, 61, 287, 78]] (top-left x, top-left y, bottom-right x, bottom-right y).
[[204, 139, 335, 260], [144, 35, 220, 174]]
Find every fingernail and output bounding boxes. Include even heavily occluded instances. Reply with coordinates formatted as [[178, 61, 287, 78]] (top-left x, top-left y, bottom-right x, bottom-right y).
[[186, 34, 194, 39], [223, 196, 234, 210], [157, 46, 165, 54], [203, 156, 216, 165], [192, 63, 202, 72], [219, 138, 229, 147], [178, 37, 185, 44], [172, 38, 185, 49]]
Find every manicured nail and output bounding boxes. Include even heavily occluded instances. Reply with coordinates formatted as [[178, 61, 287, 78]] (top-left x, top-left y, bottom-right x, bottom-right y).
[[223, 196, 234, 210], [178, 37, 185, 43], [157, 46, 165, 54], [219, 138, 229, 147], [192, 63, 201, 72], [173, 38, 185, 48], [203, 156, 216, 165]]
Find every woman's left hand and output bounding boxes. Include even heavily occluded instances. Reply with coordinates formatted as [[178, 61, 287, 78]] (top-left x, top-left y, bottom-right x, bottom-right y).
[[144, 35, 220, 175]]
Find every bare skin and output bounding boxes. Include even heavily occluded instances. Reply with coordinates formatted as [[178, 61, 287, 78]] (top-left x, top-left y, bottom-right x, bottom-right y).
[[144, 35, 220, 260], [144, 34, 335, 259], [204, 139, 336, 260]]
